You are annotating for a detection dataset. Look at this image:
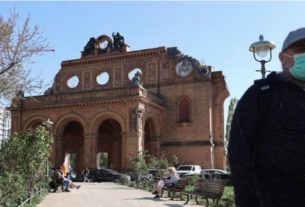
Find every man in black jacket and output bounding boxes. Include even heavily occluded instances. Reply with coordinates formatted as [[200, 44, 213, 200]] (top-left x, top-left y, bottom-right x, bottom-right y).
[[228, 27, 305, 207]]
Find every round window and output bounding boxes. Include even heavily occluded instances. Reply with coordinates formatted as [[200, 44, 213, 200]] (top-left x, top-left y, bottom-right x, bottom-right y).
[[99, 40, 109, 49], [67, 75, 79, 88], [96, 72, 109, 85]]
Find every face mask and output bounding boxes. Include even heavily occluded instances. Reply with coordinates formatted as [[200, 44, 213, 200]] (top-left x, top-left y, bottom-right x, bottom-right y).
[[286, 52, 305, 81]]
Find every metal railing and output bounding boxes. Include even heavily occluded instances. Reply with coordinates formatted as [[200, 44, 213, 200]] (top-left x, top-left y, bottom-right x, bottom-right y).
[[18, 187, 47, 207]]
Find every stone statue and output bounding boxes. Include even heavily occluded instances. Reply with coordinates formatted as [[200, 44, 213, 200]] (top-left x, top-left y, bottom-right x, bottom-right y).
[[112, 32, 125, 51], [131, 71, 143, 87], [196, 65, 210, 77], [44, 87, 53, 95], [82, 37, 96, 57]]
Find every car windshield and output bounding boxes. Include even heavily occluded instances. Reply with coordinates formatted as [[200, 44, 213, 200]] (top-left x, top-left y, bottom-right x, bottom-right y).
[[177, 166, 192, 171]]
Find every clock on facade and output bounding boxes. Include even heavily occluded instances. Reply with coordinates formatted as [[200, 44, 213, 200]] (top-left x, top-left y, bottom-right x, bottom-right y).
[[175, 60, 193, 77]]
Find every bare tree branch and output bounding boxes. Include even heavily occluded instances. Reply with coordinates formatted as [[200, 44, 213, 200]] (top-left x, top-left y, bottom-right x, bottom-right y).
[[0, 9, 52, 101]]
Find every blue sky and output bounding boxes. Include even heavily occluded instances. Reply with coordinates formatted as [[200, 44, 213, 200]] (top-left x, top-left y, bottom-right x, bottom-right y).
[[1, 1, 305, 119]]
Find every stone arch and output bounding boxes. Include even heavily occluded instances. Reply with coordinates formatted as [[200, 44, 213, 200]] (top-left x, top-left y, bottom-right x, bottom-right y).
[[89, 111, 126, 134], [142, 112, 161, 156], [143, 112, 161, 137], [53, 112, 88, 136], [52, 112, 87, 170], [61, 121, 84, 171], [23, 115, 49, 130], [89, 111, 127, 171], [97, 119, 122, 171]]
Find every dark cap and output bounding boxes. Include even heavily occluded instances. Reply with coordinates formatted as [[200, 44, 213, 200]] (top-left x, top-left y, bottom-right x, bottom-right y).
[[282, 27, 305, 52]]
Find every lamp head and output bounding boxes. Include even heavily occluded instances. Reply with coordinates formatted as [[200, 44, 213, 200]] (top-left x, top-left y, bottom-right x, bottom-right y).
[[44, 118, 53, 129], [249, 35, 276, 59]]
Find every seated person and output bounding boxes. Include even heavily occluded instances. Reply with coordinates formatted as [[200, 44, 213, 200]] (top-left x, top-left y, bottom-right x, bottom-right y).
[[54, 166, 81, 192], [52, 167, 69, 192], [152, 167, 180, 198]]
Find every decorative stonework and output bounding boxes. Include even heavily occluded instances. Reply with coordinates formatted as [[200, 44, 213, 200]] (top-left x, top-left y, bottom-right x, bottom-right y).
[[9, 34, 229, 171]]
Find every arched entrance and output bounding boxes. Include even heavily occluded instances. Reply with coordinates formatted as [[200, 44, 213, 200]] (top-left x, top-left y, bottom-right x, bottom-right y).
[[144, 118, 157, 156], [62, 121, 84, 172], [97, 119, 122, 171], [26, 120, 43, 129]]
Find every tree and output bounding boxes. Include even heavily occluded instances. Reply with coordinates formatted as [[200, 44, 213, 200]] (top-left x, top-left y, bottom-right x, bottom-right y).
[[129, 151, 148, 181], [225, 98, 238, 152], [224, 98, 238, 170], [0, 9, 52, 101], [0, 126, 53, 206]]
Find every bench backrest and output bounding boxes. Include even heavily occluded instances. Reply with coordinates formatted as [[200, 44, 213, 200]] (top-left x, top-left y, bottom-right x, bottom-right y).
[[195, 179, 225, 199], [174, 179, 188, 190]]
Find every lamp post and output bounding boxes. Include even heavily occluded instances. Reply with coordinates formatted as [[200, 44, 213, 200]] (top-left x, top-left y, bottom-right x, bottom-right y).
[[43, 118, 53, 184], [249, 35, 276, 78]]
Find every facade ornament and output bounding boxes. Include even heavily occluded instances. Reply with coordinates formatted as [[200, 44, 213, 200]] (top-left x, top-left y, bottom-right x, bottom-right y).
[[44, 87, 53, 95], [112, 32, 126, 52], [131, 71, 143, 88], [177, 55, 211, 78], [81, 37, 96, 57], [81, 33, 128, 57], [135, 108, 144, 119]]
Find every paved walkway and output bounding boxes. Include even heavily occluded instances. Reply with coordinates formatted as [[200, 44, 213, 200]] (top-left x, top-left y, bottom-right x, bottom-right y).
[[37, 182, 204, 207]]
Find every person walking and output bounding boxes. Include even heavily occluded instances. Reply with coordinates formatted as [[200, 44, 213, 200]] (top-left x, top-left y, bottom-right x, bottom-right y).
[[82, 167, 90, 182], [228, 27, 305, 207]]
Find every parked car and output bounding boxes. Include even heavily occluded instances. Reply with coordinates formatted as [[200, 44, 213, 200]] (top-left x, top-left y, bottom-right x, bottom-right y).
[[176, 165, 202, 177], [200, 169, 231, 183], [87, 168, 130, 182]]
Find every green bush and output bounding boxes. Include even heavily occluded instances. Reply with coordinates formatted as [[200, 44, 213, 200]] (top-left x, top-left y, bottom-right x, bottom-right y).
[[0, 171, 25, 207], [0, 126, 53, 206], [119, 174, 130, 185]]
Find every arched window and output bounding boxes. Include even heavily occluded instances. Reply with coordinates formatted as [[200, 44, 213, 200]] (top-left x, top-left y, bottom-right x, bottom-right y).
[[179, 99, 190, 122]]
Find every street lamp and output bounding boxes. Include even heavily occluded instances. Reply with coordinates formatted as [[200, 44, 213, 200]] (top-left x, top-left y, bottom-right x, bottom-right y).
[[249, 35, 276, 78], [43, 118, 53, 184], [44, 118, 54, 129]]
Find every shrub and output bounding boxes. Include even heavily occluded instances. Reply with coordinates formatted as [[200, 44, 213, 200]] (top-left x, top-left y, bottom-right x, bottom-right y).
[[0, 171, 25, 207], [0, 126, 53, 205], [119, 174, 130, 185]]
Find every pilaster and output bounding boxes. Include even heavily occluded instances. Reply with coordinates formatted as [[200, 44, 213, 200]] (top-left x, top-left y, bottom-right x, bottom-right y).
[[84, 133, 98, 168]]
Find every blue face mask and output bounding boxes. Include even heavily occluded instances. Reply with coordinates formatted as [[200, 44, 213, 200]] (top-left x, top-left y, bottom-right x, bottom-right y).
[[288, 52, 305, 81]]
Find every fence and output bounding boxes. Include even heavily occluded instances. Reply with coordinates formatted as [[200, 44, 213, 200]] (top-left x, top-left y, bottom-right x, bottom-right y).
[[18, 187, 47, 207]]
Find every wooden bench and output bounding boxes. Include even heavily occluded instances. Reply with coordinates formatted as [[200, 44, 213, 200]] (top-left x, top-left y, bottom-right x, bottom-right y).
[[181, 179, 226, 207], [161, 179, 188, 200], [49, 175, 65, 193]]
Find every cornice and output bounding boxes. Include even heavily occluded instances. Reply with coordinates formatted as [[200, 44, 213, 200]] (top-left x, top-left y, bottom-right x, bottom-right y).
[[10, 93, 165, 112], [61, 47, 167, 68]]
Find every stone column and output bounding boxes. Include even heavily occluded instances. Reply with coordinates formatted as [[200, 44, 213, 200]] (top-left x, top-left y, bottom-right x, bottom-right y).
[[135, 108, 144, 154], [84, 133, 98, 168], [124, 131, 137, 171], [55, 135, 63, 167]]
